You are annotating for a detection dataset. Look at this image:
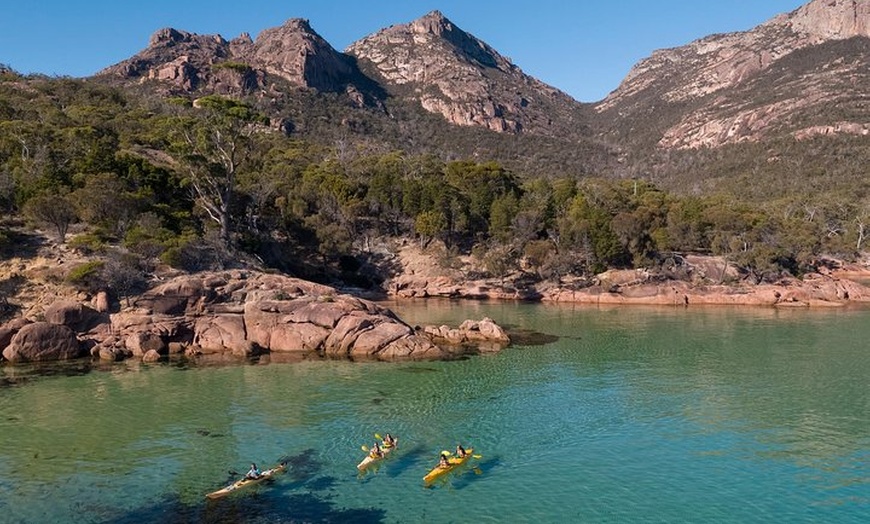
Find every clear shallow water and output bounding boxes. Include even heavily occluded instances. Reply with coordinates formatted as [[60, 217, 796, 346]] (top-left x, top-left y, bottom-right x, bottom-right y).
[[1, 302, 868, 523]]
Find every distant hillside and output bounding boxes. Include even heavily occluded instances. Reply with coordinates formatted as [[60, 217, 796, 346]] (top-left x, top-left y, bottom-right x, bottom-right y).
[[596, 0, 870, 151], [64, 0, 870, 195], [96, 11, 614, 178], [3, 2, 870, 299]]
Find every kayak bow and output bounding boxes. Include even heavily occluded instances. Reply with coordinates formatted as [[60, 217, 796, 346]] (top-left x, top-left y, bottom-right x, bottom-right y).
[[206, 462, 286, 499]]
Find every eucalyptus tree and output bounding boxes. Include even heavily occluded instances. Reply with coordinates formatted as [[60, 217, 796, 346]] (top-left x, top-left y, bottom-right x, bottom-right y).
[[167, 96, 267, 247]]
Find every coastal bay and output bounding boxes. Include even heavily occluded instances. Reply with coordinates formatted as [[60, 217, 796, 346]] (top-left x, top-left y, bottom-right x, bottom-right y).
[[1, 301, 867, 523]]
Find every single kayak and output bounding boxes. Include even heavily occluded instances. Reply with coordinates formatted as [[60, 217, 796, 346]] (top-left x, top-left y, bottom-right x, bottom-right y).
[[357, 439, 398, 471], [206, 463, 286, 499], [423, 448, 474, 484]]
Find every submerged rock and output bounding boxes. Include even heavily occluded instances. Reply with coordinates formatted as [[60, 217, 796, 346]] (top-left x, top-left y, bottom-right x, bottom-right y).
[[423, 317, 511, 353]]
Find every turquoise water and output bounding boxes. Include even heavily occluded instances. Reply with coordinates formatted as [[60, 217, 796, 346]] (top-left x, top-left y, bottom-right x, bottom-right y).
[[1, 302, 868, 523]]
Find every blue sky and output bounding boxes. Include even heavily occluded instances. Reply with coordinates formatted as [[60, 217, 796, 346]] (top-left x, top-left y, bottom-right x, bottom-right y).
[[2, 0, 807, 102]]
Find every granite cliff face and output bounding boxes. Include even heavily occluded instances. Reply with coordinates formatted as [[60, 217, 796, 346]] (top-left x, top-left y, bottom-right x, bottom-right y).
[[98, 1, 868, 151], [346, 11, 586, 135], [100, 11, 589, 138], [100, 19, 362, 98], [597, 0, 870, 149]]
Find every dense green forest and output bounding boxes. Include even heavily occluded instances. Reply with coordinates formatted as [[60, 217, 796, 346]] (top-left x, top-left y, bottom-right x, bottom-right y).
[[1, 70, 868, 297]]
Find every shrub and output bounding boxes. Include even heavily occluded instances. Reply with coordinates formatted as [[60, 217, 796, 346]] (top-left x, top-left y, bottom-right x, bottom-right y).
[[68, 233, 108, 254], [65, 261, 105, 290], [213, 61, 252, 73]]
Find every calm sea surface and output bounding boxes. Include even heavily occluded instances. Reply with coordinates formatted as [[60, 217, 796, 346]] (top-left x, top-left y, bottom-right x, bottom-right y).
[[0, 301, 868, 523]]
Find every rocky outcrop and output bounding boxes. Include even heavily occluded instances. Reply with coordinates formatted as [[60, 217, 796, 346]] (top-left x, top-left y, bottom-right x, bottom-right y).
[[123, 271, 446, 360], [385, 251, 870, 308], [0, 270, 511, 364], [346, 10, 586, 136], [99, 19, 361, 97], [597, 0, 870, 149], [788, 0, 870, 40], [540, 275, 870, 307], [424, 318, 511, 352], [43, 301, 105, 333], [251, 19, 356, 92]]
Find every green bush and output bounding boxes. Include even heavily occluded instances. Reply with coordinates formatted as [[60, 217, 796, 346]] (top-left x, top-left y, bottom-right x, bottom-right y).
[[68, 233, 108, 254], [160, 246, 188, 270], [65, 260, 105, 290], [213, 61, 252, 73]]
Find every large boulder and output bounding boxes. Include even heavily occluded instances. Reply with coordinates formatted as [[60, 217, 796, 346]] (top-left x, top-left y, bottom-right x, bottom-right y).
[[2, 322, 82, 363], [134, 276, 212, 315], [193, 314, 249, 354], [44, 300, 105, 333], [351, 321, 414, 356], [0, 318, 32, 357], [126, 332, 167, 357]]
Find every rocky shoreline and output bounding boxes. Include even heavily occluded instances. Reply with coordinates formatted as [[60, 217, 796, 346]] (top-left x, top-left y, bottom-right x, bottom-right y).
[[0, 270, 510, 365], [387, 253, 870, 308], [3, 242, 870, 366]]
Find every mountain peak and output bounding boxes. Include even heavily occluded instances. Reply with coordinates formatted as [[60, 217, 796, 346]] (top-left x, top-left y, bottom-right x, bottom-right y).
[[252, 17, 356, 92], [101, 17, 359, 95], [412, 10, 453, 35], [346, 11, 582, 136], [275, 18, 314, 33]]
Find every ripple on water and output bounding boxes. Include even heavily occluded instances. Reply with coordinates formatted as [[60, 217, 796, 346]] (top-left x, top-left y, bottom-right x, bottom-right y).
[[1, 304, 869, 523]]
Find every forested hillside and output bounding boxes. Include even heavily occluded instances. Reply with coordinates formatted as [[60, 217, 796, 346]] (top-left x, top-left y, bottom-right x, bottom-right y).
[[1, 69, 867, 308]]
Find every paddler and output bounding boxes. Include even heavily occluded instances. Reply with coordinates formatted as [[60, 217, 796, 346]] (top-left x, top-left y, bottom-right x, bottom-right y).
[[382, 433, 397, 448], [455, 444, 467, 458], [370, 441, 384, 458], [438, 452, 450, 468], [245, 463, 261, 480]]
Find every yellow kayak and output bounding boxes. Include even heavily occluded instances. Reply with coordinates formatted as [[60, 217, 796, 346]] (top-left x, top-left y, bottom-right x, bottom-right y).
[[423, 448, 474, 484], [206, 463, 285, 499], [357, 439, 398, 471]]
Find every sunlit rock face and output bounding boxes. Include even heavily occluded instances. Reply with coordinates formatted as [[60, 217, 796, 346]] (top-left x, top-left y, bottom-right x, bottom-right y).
[[597, 0, 870, 149], [346, 10, 586, 136], [100, 18, 358, 96]]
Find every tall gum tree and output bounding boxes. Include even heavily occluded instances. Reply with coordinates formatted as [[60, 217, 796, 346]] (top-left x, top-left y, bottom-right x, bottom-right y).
[[168, 96, 266, 247]]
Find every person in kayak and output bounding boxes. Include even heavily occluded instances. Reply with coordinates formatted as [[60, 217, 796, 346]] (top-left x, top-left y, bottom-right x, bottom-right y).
[[369, 442, 384, 458], [439, 452, 450, 468], [245, 463, 261, 480], [382, 433, 397, 448], [455, 444, 467, 458]]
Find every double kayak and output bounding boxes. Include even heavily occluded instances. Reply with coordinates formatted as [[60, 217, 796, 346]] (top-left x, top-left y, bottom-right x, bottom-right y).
[[423, 448, 474, 484], [206, 463, 286, 499], [357, 439, 398, 471]]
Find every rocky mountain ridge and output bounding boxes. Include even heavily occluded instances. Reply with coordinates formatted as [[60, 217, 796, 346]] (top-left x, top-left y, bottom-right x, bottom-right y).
[[597, 0, 870, 149], [99, 10, 590, 140], [95, 0, 870, 173]]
